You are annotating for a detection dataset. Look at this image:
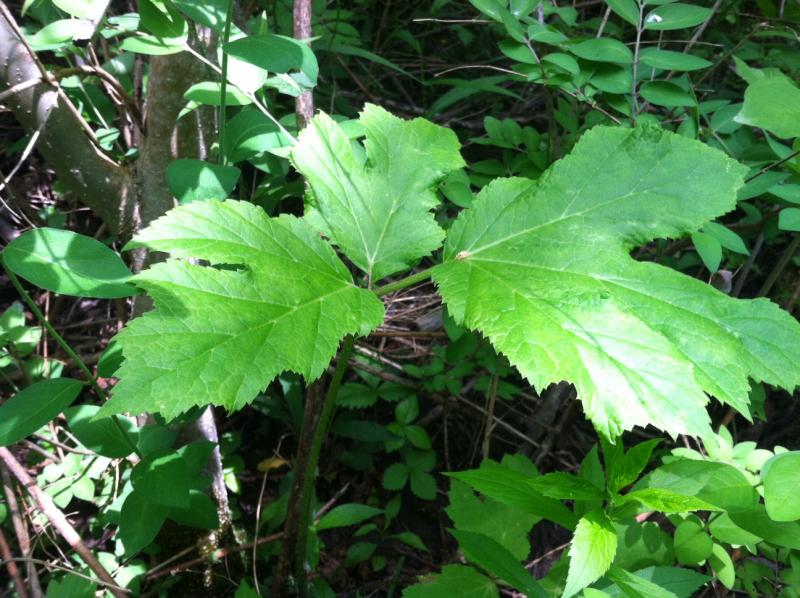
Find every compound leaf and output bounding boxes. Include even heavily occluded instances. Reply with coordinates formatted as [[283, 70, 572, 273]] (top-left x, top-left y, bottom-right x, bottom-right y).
[[292, 104, 465, 281], [434, 125, 800, 439], [101, 200, 384, 419]]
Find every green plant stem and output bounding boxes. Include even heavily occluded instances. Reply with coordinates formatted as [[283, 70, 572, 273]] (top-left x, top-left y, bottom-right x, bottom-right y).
[[217, 0, 234, 166], [373, 267, 435, 297], [293, 335, 356, 596], [2, 258, 143, 460]]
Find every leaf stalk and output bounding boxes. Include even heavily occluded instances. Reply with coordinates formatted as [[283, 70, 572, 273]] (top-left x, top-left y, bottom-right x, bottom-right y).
[[373, 266, 436, 297]]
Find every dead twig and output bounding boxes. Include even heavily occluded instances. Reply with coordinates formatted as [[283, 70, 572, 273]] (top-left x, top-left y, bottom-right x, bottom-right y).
[[0, 448, 129, 597], [1, 465, 42, 597], [0, 528, 29, 598]]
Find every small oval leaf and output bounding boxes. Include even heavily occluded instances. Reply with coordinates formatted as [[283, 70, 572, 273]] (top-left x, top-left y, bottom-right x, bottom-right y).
[[0, 378, 83, 446], [4, 229, 138, 298]]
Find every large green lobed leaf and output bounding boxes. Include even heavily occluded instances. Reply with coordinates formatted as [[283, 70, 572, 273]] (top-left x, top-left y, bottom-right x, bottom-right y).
[[100, 200, 384, 419], [433, 125, 800, 439], [292, 104, 465, 282]]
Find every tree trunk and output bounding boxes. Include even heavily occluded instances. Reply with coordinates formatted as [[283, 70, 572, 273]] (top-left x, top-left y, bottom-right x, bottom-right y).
[[0, 3, 236, 588], [0, 2, 136, 235]]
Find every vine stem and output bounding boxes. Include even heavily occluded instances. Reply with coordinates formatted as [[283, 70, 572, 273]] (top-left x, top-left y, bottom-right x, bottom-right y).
[[217, 0, 234, 166], [2, 258, 144, 461], [373, 266, 435, 297], [293, 336, 356, 597]]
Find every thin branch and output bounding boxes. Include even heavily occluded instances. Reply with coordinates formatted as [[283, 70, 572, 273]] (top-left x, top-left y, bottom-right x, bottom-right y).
[[631, 0, 645, 120], [746, 149, 800, 183], [434, 64, 528, 78], [0, 448, 129, 597], [684, 0, 724, 53], [0, 76, 40, 102], [1, 464, 42, 596], [0, 117, 45, 228], [758, 234, 800, 298], [412, 18, 492, 23], [147, 532, 283, 581], [0, 528, 29, 598], [482, 374, 499, 459]]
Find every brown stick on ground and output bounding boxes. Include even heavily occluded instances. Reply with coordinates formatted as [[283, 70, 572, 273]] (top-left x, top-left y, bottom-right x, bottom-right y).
[[0, 448, 129, 598], [1, 465, 41, 597]]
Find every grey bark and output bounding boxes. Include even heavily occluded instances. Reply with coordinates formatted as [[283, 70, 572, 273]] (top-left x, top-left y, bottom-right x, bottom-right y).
[[134, 33, 234, 550], [136, 51, 214, 227], [1, 0, 234, 569], [0, 2, 136, 235]]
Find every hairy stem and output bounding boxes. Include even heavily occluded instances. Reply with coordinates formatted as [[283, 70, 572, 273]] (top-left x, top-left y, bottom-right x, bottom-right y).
[[293, 336, 356, 596], [2, 259, 143, 460]]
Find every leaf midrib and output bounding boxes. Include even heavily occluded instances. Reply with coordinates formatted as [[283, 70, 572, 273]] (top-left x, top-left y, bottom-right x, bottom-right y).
[[459, 150, 702, 259]]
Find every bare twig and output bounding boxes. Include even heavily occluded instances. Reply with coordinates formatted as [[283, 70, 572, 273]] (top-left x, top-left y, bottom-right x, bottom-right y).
[[685, 0, 724, 53], [293, 0, 314, 128], [434, 64, 527, 78], [0, 528, 29, 598], [745, 149, 800, 183], [758, 234, 800, 298], [631, 0, 645, 119], [0, 448, 128, 597], [0, 117, 45, 227], [597, 6, 611, 37], [412, 18, 492, 23], [1, 465, 41, 597], [0, 557, 125, 593], [147, 532, 283, 581], [732, 232, 765, 297], [482, 374, 499, 459]]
